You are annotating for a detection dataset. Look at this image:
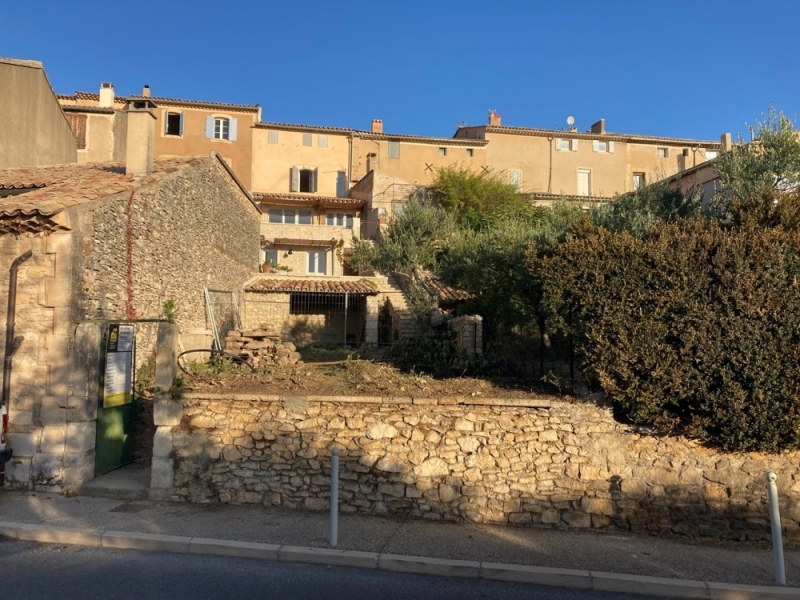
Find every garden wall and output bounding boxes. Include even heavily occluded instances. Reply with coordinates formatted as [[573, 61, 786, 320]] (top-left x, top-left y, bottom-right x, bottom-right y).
[[165, 393, 800, 540]]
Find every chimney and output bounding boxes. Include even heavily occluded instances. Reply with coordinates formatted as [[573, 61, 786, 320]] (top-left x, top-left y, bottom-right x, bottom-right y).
[[488, 109, 501, 126], [124, 99, 157, 176], [142, 85, 151, 98], [590, 119, 605, 134], [371, 119, 383, 134], [99, 82, 115, 108], [720, 132, 732, 152]]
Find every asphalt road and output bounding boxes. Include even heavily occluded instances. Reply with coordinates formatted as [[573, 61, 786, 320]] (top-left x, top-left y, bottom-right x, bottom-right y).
[[0, 539, 660, 600]]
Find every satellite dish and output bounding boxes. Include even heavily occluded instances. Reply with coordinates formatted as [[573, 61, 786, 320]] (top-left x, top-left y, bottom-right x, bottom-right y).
[[566, 116, 575, 126]]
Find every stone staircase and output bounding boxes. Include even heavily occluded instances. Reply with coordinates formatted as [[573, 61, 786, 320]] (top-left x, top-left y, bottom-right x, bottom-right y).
[[376, 274, 417, 340]]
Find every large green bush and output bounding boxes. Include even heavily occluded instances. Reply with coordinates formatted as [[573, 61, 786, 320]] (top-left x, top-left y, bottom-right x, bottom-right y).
[[540, 219, 800, 452]]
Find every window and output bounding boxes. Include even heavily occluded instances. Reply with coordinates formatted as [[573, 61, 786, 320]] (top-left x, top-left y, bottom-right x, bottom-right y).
[[268, 208, 312, 224], [578, 169, 591, 197], [466, 148, 474, 157], [268, 130, 279, 144], [388, 141, 400, 159], [302, 133, 313, 146], [439, 147, 447, 156], [326, 212, 354, 228], [508, 169, 522, 191], [291, 167, 318, 193], [308, 251, 327, 275], [165, 111, 183, 136], [556, 138, 578, 151], [633, 173, 646, 190], [205, 116, 238, 141], [263, 249, 278, 265], [318, 134, 328, 148], [65, 113, 87, 149], [705, 151, 718, 160], [657, 147, 669, 159]]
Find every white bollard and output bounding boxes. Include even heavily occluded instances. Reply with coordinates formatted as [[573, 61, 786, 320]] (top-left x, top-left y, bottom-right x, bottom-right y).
[[766, 472, 786, 586], [330, 447, 339, 548]]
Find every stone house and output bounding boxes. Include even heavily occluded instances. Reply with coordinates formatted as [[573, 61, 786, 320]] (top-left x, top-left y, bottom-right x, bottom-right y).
[[0, 57, 78, 169], [58, 84, 261, 189], [0, 111, 261, 491], [454, 111, 725, 199]]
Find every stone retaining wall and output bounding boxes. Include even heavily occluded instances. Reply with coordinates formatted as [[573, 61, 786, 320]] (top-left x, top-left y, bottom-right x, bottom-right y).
[[168, 393, 800, 540]]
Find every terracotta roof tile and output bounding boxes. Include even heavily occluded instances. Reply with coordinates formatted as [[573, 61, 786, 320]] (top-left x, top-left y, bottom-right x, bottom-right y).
[[126, 95, 259, 111], [422, 276, 473, 302], [246, 277, 379, 294], [0, 156, 207, 217], [253, 192, 367, 208]]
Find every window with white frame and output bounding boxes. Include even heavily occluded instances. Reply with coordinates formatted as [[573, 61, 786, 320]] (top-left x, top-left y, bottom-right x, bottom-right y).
[[308, 251, 327, 274], [302, 133, 313, 146], [556, 138, 578, 151], [388, 141, 400, 159], [268, 208, 313, 224], [263, 249, 278, 265], [592, 140, 614, 153], [326, 212, 354, 228], [290, 167, 318, 193], [657, 147, 669, 159], [268, 130, 279, 144], [633, 172, 646, 190], [439, 147, 447, 156], [508, 169, 522, 191], [466, 148, 474, 157], [205, 116, 237, 141], [165, 111, 183, 136]]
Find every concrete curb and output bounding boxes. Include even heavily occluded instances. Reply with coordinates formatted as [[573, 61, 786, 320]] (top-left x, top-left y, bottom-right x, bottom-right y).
[[0, 521, 797, 599]]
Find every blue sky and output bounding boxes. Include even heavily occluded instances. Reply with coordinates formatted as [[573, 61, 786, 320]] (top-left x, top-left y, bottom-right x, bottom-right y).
[[2, 1, 798, 141]]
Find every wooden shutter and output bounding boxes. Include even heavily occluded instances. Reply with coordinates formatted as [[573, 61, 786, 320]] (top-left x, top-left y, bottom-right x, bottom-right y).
[[205, 116, 214, 139], [319, 251, 327, 274], [179, 112, 184, 136], [608, 141, 615, 153], [66, 113, 87, 149], [310, 168, 318, 193], [336, 172, 347, 197], [592, 140, 599, 152], [229, 118, 238, 141], [268, 130, 278, 144], [308, 252, 315, 273], [555, 138, 562, 151], [319, 134, 328, 148], [290, 167, 300, 192], [571, 139, 579, 152]]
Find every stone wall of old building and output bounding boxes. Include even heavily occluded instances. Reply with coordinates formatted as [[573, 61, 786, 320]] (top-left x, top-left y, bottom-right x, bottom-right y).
[[75, 158, 261, 360], [168, 393, 800, 540]]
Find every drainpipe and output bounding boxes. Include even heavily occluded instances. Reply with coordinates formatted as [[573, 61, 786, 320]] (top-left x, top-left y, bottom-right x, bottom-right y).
[[2, 249, 32, 409], [0, 248, 32, 485], [547, 136, 554, 194]]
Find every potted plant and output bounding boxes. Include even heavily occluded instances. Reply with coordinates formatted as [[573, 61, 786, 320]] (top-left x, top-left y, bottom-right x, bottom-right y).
[[261, 258, 276, 273], [276, 265, 292, 274]]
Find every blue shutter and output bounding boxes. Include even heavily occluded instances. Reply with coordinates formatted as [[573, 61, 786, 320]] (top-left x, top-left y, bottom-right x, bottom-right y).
[[205, 116, 214, 139], [229, 118, 238, 141], [179, 112, 184, 136], [308, 252, 315, 273], [319, 251, 327, 274]]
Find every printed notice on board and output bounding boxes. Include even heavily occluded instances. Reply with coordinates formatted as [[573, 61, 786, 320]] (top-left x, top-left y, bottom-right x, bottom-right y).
[[103, 324, 134, 408]]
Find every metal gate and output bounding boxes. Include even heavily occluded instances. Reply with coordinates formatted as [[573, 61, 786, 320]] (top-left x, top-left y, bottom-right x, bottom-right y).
[[95, 323, 136, 475], [205, 289, 242, 351], [288, 292, 367, 346]]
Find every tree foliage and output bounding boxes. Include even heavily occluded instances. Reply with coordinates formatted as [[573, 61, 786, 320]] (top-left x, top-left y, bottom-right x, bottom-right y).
[[541, 219, 800, 452], [710, 106, 800, 227]]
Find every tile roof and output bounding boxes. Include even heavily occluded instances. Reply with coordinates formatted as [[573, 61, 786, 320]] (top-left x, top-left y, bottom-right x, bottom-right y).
[[245, 277, 379, 294], [126, 95, 259, 111], [0, 57, 43, 69], [254, 192, 367, 208], [61, 104, 116, 115], [0, 156, 207, 217], [263, 237, 339, 248], [459, 125, 721, 148], [255, 122, 488, 146], [421, 276, 473, 302]]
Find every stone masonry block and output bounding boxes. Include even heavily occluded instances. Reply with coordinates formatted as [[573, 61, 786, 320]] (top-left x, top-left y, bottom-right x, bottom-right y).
[[45, 232, 72, 255], [66, 394, 98, 423], [69, 323, 102, 400], [6, 457, 32, 485], [154, 323, 178, 391], [39, 424, 67, 454], [152, 427, 173, 458], [66, 421, 96, 453], [43, 278, 72, 308], [38, 396, 69, 425], [62, 450, 95, 488], [31, 453, 64, 486], [153, 395, 182, 426], [150, 457, 174, 490], [7, 430, 42, 457], [8, 409, 33, 426]]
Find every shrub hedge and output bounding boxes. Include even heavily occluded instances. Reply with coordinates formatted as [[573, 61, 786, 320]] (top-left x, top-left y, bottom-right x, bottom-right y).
[[540, 219, 800, 452]]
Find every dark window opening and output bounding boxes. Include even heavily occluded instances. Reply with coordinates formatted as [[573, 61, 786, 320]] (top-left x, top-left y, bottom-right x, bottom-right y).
[[165, 112, 182, 136], [299, 169, 313, 192]]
